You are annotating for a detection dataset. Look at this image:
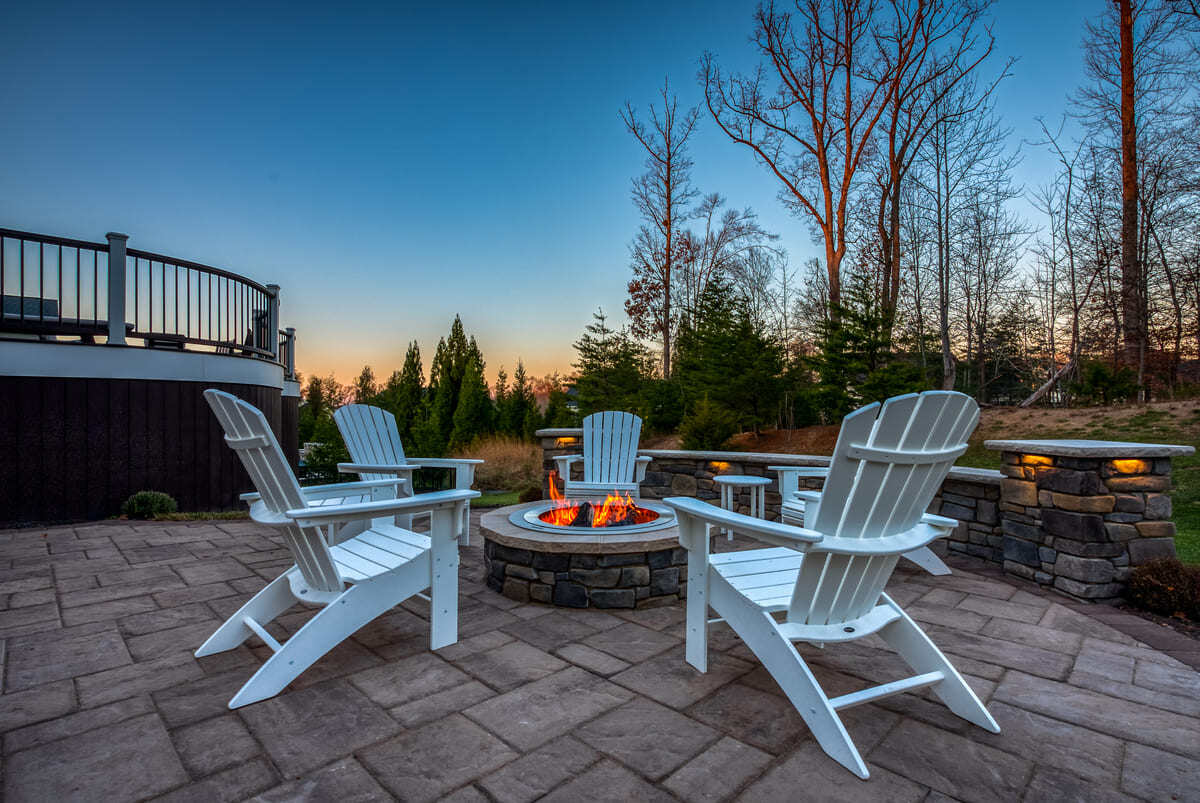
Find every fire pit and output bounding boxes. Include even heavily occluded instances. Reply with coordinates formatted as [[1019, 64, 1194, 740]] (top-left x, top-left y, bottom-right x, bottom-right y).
[[510, 480, 676, 535], [481, 492, 684, 609]]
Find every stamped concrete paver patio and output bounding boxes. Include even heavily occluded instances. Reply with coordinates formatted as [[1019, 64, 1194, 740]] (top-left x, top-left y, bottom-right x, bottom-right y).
[[1, 516, 1198, 802]]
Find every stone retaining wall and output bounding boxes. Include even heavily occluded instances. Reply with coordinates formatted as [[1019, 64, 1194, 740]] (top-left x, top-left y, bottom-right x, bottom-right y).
[[536, 431, 1004, 562], [483, 540, 687, 609], [535, 431, 1193, 602]]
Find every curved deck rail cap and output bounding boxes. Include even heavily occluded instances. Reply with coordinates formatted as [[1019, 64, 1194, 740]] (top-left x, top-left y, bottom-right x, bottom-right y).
[[983, 439, 1195, 458], [0, 339, 284, 388]]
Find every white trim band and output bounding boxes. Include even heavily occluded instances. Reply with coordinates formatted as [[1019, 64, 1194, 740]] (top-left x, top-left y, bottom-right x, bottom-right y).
[[0, 339, 284, 389]]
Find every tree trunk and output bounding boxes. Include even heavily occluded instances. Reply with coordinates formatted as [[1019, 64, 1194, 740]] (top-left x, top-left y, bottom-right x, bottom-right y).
[[1118, 0, 1143, 386], [1019, 359, 1075, 408]]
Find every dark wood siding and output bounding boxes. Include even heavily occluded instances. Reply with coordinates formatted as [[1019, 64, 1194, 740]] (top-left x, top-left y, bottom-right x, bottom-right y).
[[0, 376, 294, 526], [281, 395, 300, 473]]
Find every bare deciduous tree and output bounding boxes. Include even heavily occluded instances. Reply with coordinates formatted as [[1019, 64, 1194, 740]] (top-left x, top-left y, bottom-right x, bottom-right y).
[[622, 79, 700, 378], [871, 0, 1003, 332], [701, 0, 917, 315]]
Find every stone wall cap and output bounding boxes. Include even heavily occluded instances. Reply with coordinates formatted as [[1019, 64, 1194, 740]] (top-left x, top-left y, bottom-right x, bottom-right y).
[[983, 439, 1195, 458], [536, 428, 584, 438], [639, 449, 830, 465], [946, 466, 1004, 484]]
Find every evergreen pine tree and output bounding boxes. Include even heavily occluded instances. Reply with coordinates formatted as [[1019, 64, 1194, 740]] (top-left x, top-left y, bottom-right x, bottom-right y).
[[352, 365, 378, 403], [572, 309, 648, 415], [450, 356, 493, 449], [673, 277, 783, 433]]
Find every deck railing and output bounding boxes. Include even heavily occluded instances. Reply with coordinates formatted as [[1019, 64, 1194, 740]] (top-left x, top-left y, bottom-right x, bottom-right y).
[[0, 228, 111, 339], [0, 227, 291, 368]]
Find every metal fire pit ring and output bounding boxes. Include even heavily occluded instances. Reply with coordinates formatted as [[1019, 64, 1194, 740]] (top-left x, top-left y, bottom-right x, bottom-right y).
[[508, 498, 677, 535]]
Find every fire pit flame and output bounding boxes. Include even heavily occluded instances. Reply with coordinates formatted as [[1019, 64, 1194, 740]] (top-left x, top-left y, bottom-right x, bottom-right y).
[[543, 471, 659, 528]]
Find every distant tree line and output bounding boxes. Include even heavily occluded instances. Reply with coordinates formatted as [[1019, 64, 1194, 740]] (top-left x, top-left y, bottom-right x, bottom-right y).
[[298, 316, 576, 480], [590, 0, 1200, 442]]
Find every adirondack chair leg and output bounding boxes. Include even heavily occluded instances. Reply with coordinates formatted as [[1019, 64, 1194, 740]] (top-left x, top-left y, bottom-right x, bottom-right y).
[[877, 594, 1000, 733], [195, 571, 296, 657], [711, 574, 870, 780], [428, 506, 461, 649], [458, 504, 471, 547], [682, 519, 710, 673], [228, 568, 427, 708], [902, 546, 952, 576]]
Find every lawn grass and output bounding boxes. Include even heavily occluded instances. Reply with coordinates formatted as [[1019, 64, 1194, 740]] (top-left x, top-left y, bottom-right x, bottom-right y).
[[955, 402, 1200, 564], [154, 510, 250, 521], [473, 490, 522, 509]]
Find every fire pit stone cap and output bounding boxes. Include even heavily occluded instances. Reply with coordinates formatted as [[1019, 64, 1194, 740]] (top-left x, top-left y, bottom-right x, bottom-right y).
[[481, 501, 681, 554]]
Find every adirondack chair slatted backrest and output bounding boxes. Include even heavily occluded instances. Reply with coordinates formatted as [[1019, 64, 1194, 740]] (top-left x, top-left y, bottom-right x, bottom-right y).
[[789, 392, 978, 626], [335, 404, 407, 483], [204, 390, 343, 593], [582, 411, 643, 485]]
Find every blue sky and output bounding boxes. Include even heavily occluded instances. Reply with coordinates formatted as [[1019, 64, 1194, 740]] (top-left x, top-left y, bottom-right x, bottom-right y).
[[1, 0, 1096, 384]]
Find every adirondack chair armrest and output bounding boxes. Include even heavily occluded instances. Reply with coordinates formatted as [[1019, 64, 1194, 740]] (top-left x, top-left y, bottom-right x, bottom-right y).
[[634, 455, 652, 483], [299, 478, 408, 499], [286, 489, 481, 526], [402, 458, 484, 489], [552, 455, 582, 485], [769, 466, 829, 501], [816, 521, 950, 556], [664, 497, 822, 551], [337, 462, 419, 476], [795, 490, 823, 505], [239, 478, 406, 505], [921, 512, 960, 529], [403, 458, 485, 467]]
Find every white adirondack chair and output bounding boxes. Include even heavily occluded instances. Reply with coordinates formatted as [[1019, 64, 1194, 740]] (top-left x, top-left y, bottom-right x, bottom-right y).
[[665, 392, 999, 779], [334, 403, 483, 546], [199, 390, 477, 709], [554, 410, 651, 498], [770, 436, 953, 576]]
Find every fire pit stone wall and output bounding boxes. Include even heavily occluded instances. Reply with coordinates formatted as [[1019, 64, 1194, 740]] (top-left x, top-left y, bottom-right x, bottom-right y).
[[483, 538, 687, 609]]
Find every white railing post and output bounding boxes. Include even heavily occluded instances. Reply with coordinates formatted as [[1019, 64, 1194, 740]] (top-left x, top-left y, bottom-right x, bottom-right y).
[[284, 326, 296, 379], [106, 232, 128, 345], [266, 283, 280, 356]]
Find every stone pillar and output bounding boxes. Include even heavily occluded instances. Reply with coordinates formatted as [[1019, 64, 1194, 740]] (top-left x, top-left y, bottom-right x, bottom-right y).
[[985, 439, 1194, 601], [536, 428, 583, 499]]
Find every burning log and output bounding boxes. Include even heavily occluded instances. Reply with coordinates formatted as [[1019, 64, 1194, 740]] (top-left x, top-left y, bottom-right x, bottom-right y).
[[567, 502, 594, 528]]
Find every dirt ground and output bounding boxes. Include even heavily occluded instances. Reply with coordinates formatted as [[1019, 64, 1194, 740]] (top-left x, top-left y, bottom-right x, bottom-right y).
[[639, 399, 1200, 457]]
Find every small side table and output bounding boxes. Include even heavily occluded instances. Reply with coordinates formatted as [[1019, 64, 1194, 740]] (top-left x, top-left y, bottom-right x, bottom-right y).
[[713, 475, 772, 540]]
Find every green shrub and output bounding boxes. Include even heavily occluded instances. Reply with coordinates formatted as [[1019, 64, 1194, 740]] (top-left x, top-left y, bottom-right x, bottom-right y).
[[680, 398, 739, 451], [121, 490, 178, 519], [1126, 558, 1200, 620], [639, 379, 684, 433], [1070, 361, 1139, 405], [518, 485, 543, 503]]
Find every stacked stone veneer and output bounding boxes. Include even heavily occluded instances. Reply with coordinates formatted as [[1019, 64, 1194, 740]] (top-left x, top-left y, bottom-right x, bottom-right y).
[[484, 540, 687, 609], [988, 440, 1188, 601]]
